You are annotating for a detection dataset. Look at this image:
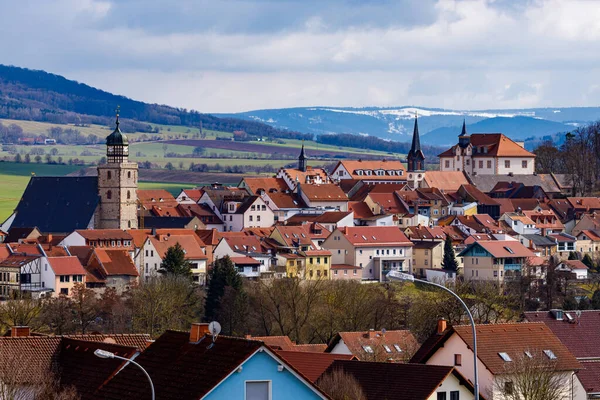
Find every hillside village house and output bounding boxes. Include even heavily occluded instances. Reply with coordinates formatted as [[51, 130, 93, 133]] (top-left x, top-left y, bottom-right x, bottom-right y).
[[261, 192, 307, 222], [140, 232, 208, 284], [411, 321, 585, 400], [575, 230, 600, 254], [297, 183, 348, 211], [438, 123, 536, 176], [321, 226, 413, 281], [76, 248, 139, 293], [220, 195, 275, 232], [459, 240, 535, 282], [0, 254, 43, 298], [499, 212, 539, 235], [212, 235, 273, 279], [331, 159, 407, 184], [41, 256, 87, 296]]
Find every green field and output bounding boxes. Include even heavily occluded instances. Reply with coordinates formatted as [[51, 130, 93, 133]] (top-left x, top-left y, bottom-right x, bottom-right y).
[[0, 163, 84, 222], [0, 162, 205, 222]]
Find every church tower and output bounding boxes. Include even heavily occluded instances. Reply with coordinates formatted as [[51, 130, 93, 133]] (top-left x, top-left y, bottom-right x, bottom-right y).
[[97, 111, 139, 229], [407, 115, 425, 172], [298, 142, 307, 172]]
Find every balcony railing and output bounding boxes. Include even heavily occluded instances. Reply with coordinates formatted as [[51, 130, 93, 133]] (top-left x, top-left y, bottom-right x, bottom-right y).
[[504, 264, 521, 271]]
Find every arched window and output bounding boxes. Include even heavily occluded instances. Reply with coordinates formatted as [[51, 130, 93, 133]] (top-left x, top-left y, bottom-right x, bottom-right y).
[[107, 190, 112, 200], [127, 190, 131, 199], [107, 171, 112, 180], [128, 171, 131, 179], [128, 220, 132, 228]]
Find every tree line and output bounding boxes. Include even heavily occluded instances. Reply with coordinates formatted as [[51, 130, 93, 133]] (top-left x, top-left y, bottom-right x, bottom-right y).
[[534, 121, 600, 195]]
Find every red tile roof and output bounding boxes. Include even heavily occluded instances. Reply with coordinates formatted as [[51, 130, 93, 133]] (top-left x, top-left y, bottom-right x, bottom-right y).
[[367, 193, 408, 214], [47, 256, 86, 276], [251, 335, 296, 350], [462, 240, 535, 258], [422, 323, 581, 375], [347, 201, 374, 219], [263, 192, 306, 208], [75, 229, 133, 241], [339, 226, 412, 247], [276, 350, 355, 382], [230, 256, 261, 265], [524, 310, 600, 359], [578, 230, 600, 241]]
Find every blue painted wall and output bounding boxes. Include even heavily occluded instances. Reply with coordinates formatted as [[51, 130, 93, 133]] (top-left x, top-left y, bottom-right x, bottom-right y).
[[204, 350, 323, 400]]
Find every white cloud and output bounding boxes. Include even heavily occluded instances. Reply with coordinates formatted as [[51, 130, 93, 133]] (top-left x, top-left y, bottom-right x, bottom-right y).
[[0, 0, 599, 112]]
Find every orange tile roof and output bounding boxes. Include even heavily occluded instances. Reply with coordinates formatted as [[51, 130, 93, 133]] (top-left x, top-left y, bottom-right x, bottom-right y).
[[222, 235, 267, 254], [180, 189, 204, 202], [568, 197, 600, 210], [578, 230, 600, 241], [149, 235, 207, 260], [251, 336, 296, 350], [47, 256, 86, 276], [439, 134, 535, 158], [292, 344, 328, 353], [263, 192, 306, 208], [242, 177, 288, 194], [423, 171, 470, 192], [230, 256, 261, 265], [278, 167, 329, 186], [137, 189, 179, 208], [95, 249, 139, 276], [340, 226, 412, 247], [300, 183, 347, 201], [276, 351, 355, 382]]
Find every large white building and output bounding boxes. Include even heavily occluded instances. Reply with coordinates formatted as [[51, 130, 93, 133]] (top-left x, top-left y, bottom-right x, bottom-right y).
[[438, 122, 535, 176]]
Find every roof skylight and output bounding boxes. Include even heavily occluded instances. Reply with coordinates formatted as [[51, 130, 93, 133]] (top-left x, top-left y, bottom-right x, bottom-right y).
[[499, 352, 512, 362], [543, 350, 557, 360]]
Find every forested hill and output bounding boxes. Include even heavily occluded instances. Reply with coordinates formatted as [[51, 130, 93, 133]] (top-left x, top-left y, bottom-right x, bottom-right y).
[[0, 65, 310, 139]]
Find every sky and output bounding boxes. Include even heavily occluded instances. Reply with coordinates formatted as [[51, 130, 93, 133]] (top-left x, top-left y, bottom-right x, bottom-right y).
[[1, 0, 600, 113]]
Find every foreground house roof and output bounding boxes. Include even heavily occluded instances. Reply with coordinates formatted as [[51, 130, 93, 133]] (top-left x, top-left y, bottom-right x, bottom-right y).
[[96, 330, 328, 399], [412, 322, 580, 375], [276, 351, 355, 382], [322, 360, 478, 400], [338, 226, 412, 247], [326, 329, 418, 362]]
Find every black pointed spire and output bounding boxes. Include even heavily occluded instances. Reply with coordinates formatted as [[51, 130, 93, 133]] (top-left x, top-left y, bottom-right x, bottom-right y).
[[298, 141, 307, 172], [460, 119, 467, 136], [407, 113, 425, 172], [410, 115, 421, 155]]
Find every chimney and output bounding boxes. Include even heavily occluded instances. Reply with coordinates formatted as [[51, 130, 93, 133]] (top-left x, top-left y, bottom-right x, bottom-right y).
[[11, 326, 30, 337], [437, 318, 447, 335], [190, 323, 210, 342], [367, 329, 377, 339]]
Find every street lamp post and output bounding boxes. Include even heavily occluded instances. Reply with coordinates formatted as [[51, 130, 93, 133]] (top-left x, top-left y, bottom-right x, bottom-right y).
[[94, 349, 156, 400], [386, 271, 479, 400]]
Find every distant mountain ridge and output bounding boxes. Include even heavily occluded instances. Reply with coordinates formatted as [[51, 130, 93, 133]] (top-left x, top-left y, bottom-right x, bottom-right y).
[[0, 64, 309, 139], [219, 106, 599, 146]]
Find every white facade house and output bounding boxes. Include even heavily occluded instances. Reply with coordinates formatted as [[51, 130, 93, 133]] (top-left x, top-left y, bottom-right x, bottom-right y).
[[221, 196, 275, 232], [500, 213, 540, 235], [438, 131, 536, 177], [321, 226, 413, 281]]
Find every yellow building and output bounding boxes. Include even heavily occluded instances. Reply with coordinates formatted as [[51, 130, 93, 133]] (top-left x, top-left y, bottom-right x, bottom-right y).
[[300, 250, 332, 280]]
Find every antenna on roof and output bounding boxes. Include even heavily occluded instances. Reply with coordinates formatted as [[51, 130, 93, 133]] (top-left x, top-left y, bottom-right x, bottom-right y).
[[206, 321, 222, 349]]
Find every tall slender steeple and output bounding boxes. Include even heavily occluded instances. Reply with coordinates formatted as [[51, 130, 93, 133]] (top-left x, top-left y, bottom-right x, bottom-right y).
[[298, 141, 307, 172], [407, 114, 425, 172], [458, 118, 470, 148]]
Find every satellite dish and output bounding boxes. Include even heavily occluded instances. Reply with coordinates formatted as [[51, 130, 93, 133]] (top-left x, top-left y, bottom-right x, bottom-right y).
[[209, 321, 221, 339], [381, 328, 387, 334]]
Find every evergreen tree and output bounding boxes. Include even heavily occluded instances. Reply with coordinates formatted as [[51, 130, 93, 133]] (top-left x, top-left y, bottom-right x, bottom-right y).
[[592, 289, 600, 309], [441, 235, 459, 272], [204, 256, 243, 322], [158, 243, 192, 278], [562, 296, 578, 310], [582, 253, 595, 270], [568, 251, 579, 260]]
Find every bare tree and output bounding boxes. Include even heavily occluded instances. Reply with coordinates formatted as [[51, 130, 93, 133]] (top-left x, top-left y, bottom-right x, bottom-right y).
[[316, 369, 366, 400], [0, 293, 43, 332], [493, 350, 573, 400]]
